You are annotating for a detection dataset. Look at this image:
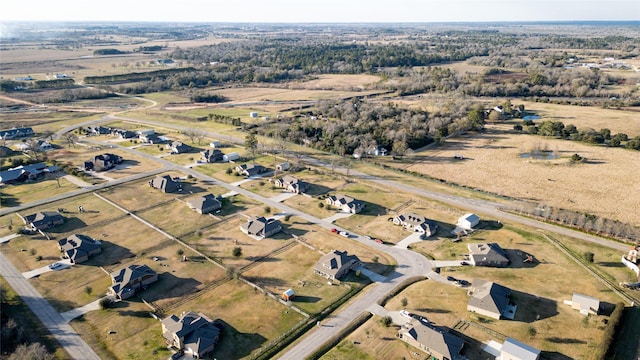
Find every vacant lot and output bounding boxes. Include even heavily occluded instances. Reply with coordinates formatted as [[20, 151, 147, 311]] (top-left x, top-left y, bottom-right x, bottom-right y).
[[0, 176, 79, 208], [397, 128, 640, 224]]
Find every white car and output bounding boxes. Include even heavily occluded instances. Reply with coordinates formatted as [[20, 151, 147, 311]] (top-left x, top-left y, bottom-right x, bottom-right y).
[[400, 310, 412, 319], [48, 262, 62, 269], [338, 231, 349, 237]]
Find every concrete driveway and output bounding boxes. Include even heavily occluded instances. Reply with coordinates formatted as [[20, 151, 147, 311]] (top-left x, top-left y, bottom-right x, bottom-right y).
[[270, 192, 297, 203], [322, 212, 353, 224], [61, 297, 106, 323], [22, 258, 73, 279], [394, 233, 423, 249]]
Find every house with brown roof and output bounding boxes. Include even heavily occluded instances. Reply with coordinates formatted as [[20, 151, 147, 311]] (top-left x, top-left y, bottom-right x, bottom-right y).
[[58, 234, 102, 264], [108, 264, 158, 300], [161, 311, 221, 359], [398, 320, 464, 360], [22, 211, 64, 231], [240, 216, 282, 240], [468, 243, 510, 267], [186, 194, 222, 214], [274, 175, 309, 194], [467, 279, 515, 320], [313, 250, 361, 280], [149, 175, 181, 193], [326, 194, 364, 214], [393, 212, 439, 237]]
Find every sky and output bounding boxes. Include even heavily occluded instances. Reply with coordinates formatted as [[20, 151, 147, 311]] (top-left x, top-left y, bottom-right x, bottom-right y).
[[1, 0, 638, 23]]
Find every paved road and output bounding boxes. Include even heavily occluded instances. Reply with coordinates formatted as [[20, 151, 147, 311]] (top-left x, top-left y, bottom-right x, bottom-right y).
[[0, 252, 101, 360]]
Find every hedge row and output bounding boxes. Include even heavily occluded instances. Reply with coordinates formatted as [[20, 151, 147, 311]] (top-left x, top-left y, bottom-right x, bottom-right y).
[[596, 302, 626, 360]]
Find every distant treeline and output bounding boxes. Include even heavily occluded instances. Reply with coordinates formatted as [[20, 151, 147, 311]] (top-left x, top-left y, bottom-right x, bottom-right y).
[[93, 48, 127, 55], [190, 92, 227, 103], [83, 67, 196, 84], [0, 78, 75, 91]]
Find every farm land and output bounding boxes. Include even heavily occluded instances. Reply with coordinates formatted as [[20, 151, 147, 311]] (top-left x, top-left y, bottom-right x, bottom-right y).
[[1, 22, 639, 360]]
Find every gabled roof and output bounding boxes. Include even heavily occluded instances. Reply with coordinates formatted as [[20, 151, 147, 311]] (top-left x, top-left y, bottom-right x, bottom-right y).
[[572, 293, 600, 312], [240, 216, 281, 237], [110, 264, 157, 297], [314, 250, 361, 278], [23, 211, 64, 229], [149, 175, 179, 193], [187, 194, 222, 213], [468, 278, 511, 317], [400, 321, 464, 359], [58, 234, 101, 263], [162, 311, 220, 356], [501, 338, 540, 360], [468, 243, 510, 265]]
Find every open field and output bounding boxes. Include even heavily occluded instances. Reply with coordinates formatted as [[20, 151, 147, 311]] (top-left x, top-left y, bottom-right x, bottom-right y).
[[0, 176, 79, 208], [214, 86, 381, 102], [519, 101, 640, 136], [392, 127, 640, 225]]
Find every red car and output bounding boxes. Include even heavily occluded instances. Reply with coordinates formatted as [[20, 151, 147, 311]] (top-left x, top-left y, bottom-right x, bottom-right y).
[[331, 228, 338, 233], [375, 239, 384, 244]]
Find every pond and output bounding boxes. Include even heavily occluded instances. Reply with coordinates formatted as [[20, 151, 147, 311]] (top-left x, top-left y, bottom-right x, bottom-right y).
[[522, 115, 541, 121], [520, 151, 558, 160]]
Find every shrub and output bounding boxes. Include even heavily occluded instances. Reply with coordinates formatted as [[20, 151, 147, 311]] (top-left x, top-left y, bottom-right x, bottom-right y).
[[232, 247, 242, 257], [84, 286, 92, 295], [318, 202, 324, 208], [571, 153, 584, 163], [30, 248, 36, 256], [35, 255, 42, 261], [380, 316, 392, 327], [401, 298, 408, 307], [99, 297, 114, 309], [284, 215, 291, 221], [372, 256, 379, 263], [259, 181, 265, 186], [177, 249, 184, 256], [527, 325, 537, 337], [264, 206, 271, 214], [583, 251, 594, 263]]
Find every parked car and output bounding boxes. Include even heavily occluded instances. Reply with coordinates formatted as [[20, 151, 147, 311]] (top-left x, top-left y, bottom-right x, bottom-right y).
[[339, 231, 349, 237], [460, 261, 469, 266], [400, 310, 413, 319], [48, 262, 62, 269], [446, 276, 457, 282], [458, 279, 470, 286], [375, 239, 384, 244], [364, 235, 372, 240], [331, 228, 338, 233]]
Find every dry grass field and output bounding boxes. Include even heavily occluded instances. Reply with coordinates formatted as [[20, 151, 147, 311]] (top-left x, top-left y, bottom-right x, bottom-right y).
[[0, 176, 79, 208], [519, 101, 640, 136], [395, 128, 640, 225]]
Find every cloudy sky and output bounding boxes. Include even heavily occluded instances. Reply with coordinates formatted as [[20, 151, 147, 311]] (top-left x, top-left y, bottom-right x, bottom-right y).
[[1, 0, 638, 22]]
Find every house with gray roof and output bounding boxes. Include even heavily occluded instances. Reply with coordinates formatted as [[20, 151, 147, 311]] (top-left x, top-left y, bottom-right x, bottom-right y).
[[313, 250, 361, 280], [235, 163, 268, 177], [167, 141, 192, 154], [23, 211, 64, 231], [467, 279, 514, 320], [566, 293, 600, 316], [84, 153, 123, 172], [161, 311, 221, 359], [0, 163, 58, 185], [326, 194, 365, 214], [201, 149, 224, 163], [240, 216, 282, 240], [108, 264, 158, 300], [398, 320, 464, 360], [58, 234, 102, 264], [274, 175, 309, 194], [499, 338, 540, 360], [187, 194, 222, 214], [0, 127, 34, 140], [457, 213, 480, 230], [468, 243, 510, 267], [149, 175, 181, 193], [393, 212, 439, 237]]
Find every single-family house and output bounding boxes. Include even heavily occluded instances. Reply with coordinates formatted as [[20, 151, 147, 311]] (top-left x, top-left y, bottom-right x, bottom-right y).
[[275, 162, 290, 172], [209, 141, 222, 148], [0, 145, 13, 157], [167, 141, 192, 154], [15, 139, 52, 152], [86, 126, 111, 135], [468, 243, 510, 267], [499, 338, 540, 360], [84, 153, 123, 172], [398, 320, 464, 360], [108, 264, 158, 300], [235, 164, 267, 177], [58, 234, 102, 264], [201, 149, 224, 163], [161, 311, 221, 359], [240, 216, 282, 239], [23, 211, 65, 231], [0, 127, 34, 140], [139, 133, 164, 144], [313, 250, 361, 280], [149, 175, 181, 193], [393, 213, 439, 237], [326, 194, 365, 214], [0, 163, 58, 185], [457, 213, 480, 230], [135, 129, 155, 136], [111, 129, 136, 139], [222, 152, 240, 162], [187, 194, 222, 214], [566, 293, 600, 316], [273, 175, 309, 194], [467, 279, 514, 320]]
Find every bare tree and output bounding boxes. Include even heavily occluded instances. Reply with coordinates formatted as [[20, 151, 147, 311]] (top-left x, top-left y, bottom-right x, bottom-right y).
[[183, 129, 197, 144], [65, 133, 78, 148]]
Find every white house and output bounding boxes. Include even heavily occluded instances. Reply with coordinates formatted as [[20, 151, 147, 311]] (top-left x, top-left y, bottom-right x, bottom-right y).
[[499, 338, 540, 360], [209, 141, 222, 148], [457, 213, 480, 230]]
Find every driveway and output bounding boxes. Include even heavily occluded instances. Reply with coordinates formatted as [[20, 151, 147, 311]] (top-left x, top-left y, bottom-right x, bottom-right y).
[[22, 258, 73, 279], [270, 192, 297, 203], [0, 252, 101, 360], [431, 260, 467, 268], [355, 265, 386, 283], [61, 298, 104, 323], [394, 233, 423, 249], [322, 212, 353, 224], [0, 233, 21, 244]]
